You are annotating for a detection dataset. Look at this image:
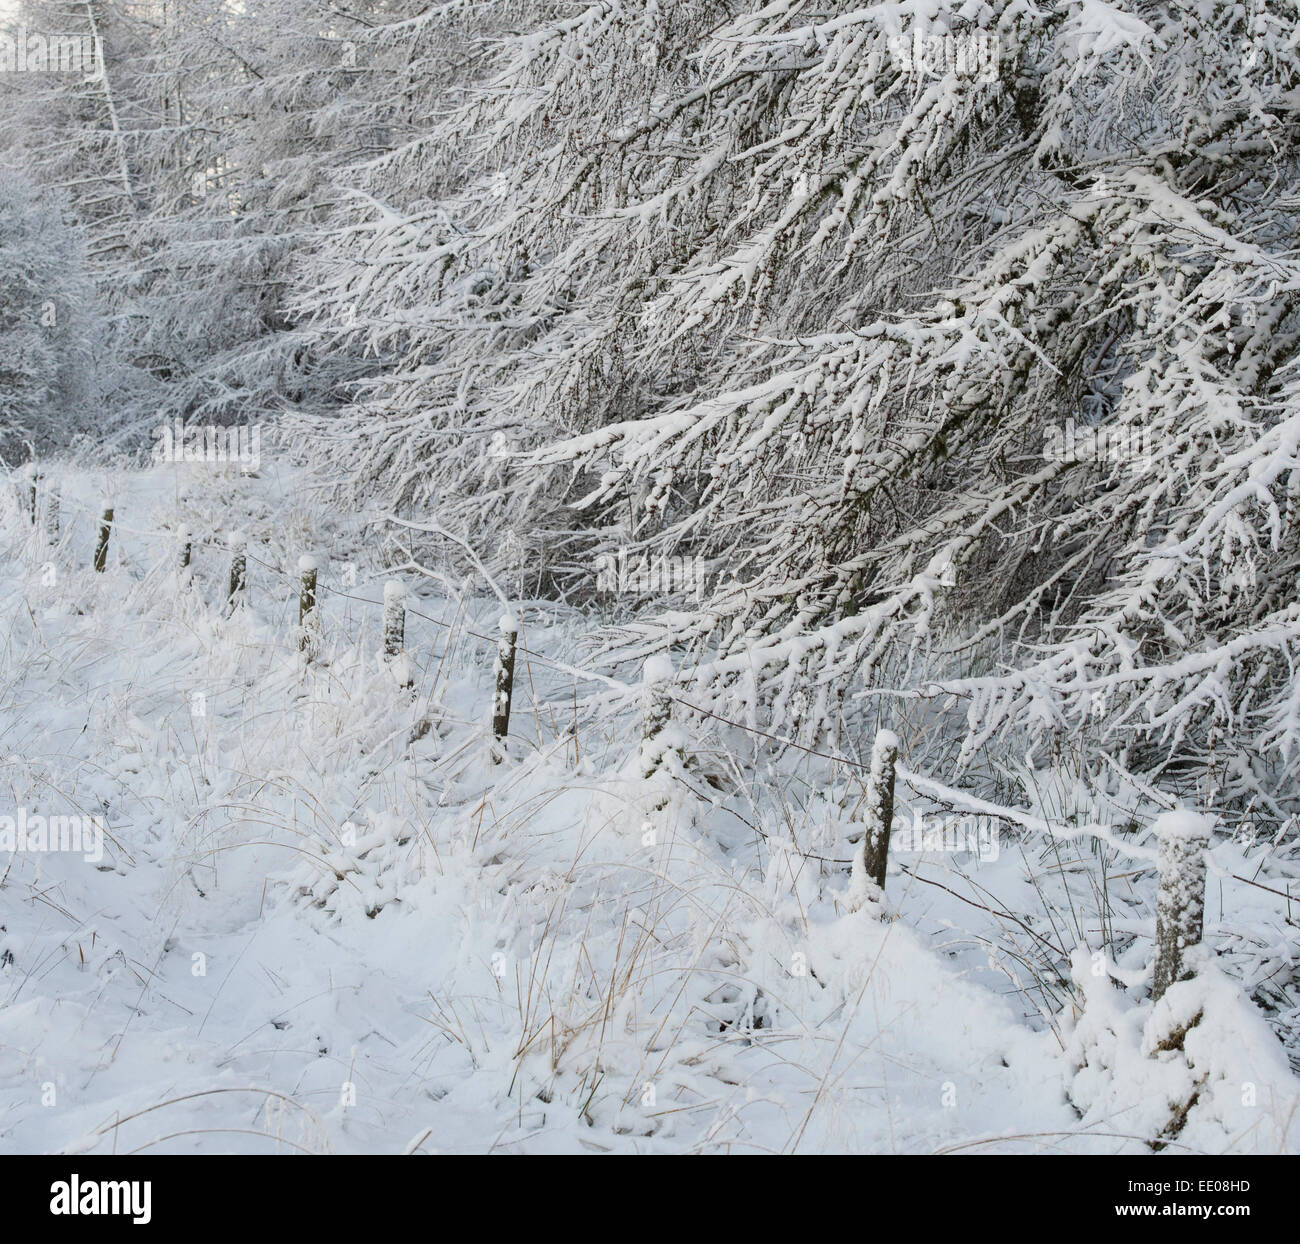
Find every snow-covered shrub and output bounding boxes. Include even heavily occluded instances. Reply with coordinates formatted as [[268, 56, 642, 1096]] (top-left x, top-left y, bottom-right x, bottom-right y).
[[1066, 947, 1300, 1151]]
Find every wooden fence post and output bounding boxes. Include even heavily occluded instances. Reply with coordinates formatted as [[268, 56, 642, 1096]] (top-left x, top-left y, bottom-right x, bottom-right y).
[[44, 480, 59, 542], [382, 580, 413, 688], [226, 531, 247, 614], [490, 615, 518, 761], [382, 580, 405, 656], [298, 554, 318, 653], [861, 728, 899, 893], [93, 503, 114, 572], [640, 654, 675, 776], [1153, 810, 1212, 1002]]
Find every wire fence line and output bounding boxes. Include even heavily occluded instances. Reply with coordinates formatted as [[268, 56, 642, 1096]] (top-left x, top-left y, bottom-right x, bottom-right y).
[[11, 475, 1250, 906], [11, 471, 1269, 1011], [28, 488, 630, 692]]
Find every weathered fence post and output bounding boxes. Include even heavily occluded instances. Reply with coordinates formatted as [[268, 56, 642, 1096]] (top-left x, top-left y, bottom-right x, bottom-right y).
[[640, 654, 675, 776], [1153, 810, 1212, 1002], [225, 531, 247, 614], [93, 503, 114, 572], [44, 480, 59, 543], [382, 580, 405, 656], [382, 580, 413, 688], [861, 729, 900, 893], [298, 554, 318, 653], [490, 614, 518, 761]]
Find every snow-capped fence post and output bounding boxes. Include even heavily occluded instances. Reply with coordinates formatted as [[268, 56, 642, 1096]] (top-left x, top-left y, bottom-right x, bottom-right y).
[[490, 614, 518, 762], [298, 554, 318, 653], [1152, 810, 1212, 1002], [93, 504, 114, 572], [640, 654, 676, 776], [382, 580, 405, 656], [225, 531, 247, 614], [861, 729, 900, 893]]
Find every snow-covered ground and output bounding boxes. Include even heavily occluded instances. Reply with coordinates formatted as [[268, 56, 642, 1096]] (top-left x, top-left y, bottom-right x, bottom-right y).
[[0, 460, 1296, 1154]]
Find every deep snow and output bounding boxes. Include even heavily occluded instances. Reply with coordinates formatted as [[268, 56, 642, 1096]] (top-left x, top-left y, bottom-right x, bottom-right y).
[[0, 458, 1296, 1154]]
